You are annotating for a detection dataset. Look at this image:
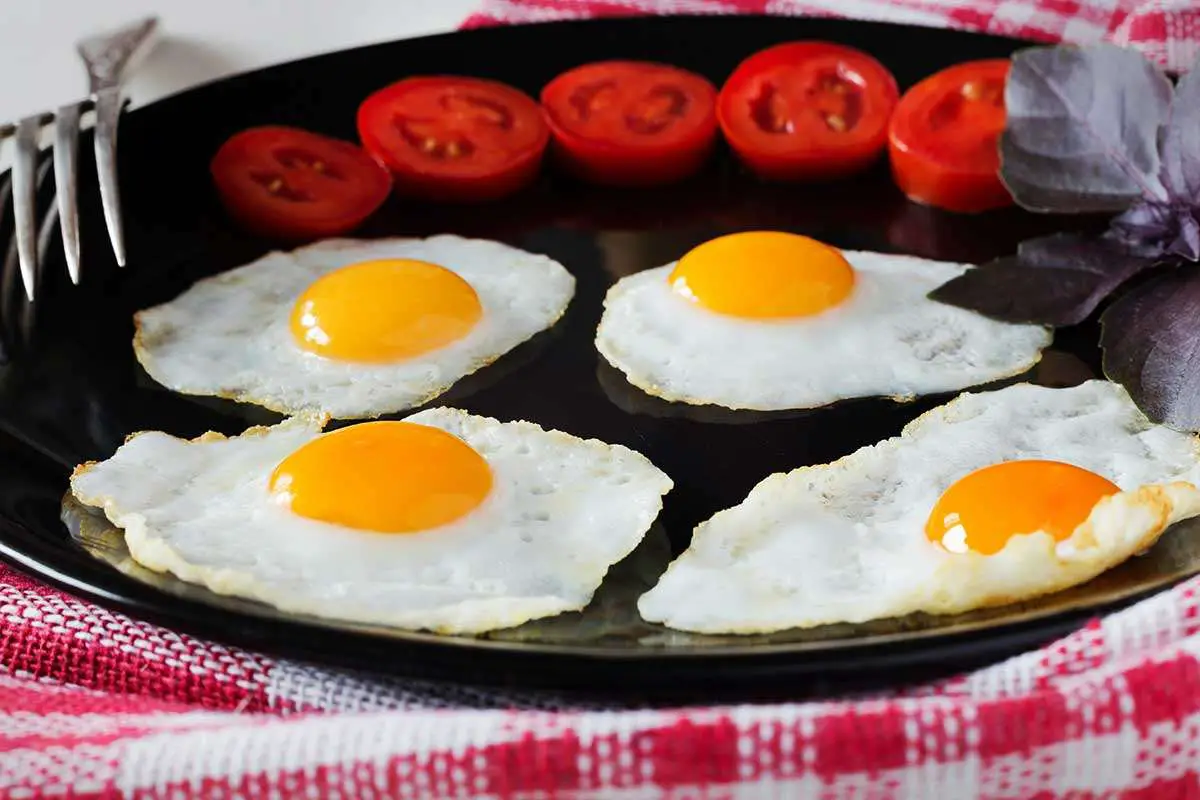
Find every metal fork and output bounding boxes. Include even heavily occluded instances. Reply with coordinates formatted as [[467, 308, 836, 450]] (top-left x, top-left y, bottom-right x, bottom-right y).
[[0, 16, 158, 303]]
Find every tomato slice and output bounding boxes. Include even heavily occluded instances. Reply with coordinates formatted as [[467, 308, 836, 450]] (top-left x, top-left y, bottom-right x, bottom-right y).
[[888, 59, 1012, 213], [211, 126, 392, 240], [357, 76, 549, 202], [540, 61, 719, 186], [718, 42, 899, 181]]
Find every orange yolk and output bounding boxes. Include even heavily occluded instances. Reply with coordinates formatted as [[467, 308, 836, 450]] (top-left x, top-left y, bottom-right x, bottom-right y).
[[269, 421, 493, 533], [668, 231, 855, 319], [925, 460, 1121, 556], [290, 259, 482, 363]]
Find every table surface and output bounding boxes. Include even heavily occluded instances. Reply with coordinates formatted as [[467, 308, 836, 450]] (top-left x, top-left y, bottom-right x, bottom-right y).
[[0, 1, 474, 124]]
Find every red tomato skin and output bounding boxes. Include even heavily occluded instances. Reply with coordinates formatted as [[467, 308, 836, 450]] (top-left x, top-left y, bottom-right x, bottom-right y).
[[717, 42, 899, 182], [888, 59, 1013, 214], [357, 76, 549, 203], [888, 140, 1013, 213], [541, 61, 719, 187], [210, 126, 392, 241], [371, 148, 545, 203], [726, 132, 882, 182], [546, 127, 718, 187]]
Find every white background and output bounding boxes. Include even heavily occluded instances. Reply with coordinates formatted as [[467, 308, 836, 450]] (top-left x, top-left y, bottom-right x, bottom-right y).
[[0, 1, 476, 123]]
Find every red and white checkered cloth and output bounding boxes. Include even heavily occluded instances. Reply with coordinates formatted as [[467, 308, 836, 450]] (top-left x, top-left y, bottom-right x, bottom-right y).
[[7, 1, 1200, 797]]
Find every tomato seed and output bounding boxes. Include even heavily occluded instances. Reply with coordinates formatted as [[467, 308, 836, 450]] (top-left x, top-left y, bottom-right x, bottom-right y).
[[961, 80, 1002, 105], [273, 148, 344, 179], [249, 171, 310, 202], [821, 77, 850, 95], [569, 81, 618, 122], [440, 93, 514, 130], [396, 120, 477, 160], [749, 83, 793, 134], [626, 87, 688, 135], [809, 73, 863, 131]]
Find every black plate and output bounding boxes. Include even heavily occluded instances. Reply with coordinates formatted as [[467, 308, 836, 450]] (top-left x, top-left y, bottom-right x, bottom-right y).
[[0, 15, 1174, 700]]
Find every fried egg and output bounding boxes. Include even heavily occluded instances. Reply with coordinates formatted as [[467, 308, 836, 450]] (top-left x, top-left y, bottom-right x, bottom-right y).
[[638, 380, 1200, 633], [595, 231, 1052, 410], [134, 236, 575, 418], [70, 409, 671, 634]]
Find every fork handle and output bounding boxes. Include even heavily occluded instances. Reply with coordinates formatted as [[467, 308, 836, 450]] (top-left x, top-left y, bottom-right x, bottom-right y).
[[77, 16, 159, 92]]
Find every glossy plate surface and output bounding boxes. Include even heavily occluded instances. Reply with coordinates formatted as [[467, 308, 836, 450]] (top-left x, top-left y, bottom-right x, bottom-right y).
[[0, 15, 1186, 698]]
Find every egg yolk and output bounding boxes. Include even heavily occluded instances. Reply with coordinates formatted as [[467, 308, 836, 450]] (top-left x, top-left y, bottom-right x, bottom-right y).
[[667, 231, 855, 319], [290, 259, 483, 363], [269, 421, 493, 533], [925, 460, 1120, 556]]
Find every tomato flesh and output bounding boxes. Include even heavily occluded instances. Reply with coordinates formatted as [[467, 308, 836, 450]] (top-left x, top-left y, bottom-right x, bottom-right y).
[[718, 42, 899, 181], [210, 126, 392, 240], [888, 59, 1013, 213], [541, 61, 718, 186], [357, 76, 549, 202]]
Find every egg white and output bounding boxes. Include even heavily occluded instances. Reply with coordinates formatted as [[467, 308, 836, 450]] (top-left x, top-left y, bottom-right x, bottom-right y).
[[134, 236, 575, 419], [638, 380, 1200, 633], [70, 409, 672, 634], [595, 250, 1052, 411]]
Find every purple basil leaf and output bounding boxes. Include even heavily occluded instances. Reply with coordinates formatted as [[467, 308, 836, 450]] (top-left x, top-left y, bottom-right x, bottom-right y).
[[1001, 44, 1173, 213], [1160, 63, 1200, 204], [928, 232, 1159, 325], [1180, 213, 1200, 259], [1101, 268, 1200, 431], [1111, 201, 1200, 260]]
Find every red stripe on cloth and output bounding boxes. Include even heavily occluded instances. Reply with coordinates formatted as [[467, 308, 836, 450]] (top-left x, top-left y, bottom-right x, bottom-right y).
[[1123, 656, 1200, 733], [813, 704, 911, 776], [0, 670, 200, 719], [636, 716, 741, 786], [0, 565, 275, 712], [978, 691, 1071, 757], [1124, 776, 1200, 799], [486, 728, 587, 794]]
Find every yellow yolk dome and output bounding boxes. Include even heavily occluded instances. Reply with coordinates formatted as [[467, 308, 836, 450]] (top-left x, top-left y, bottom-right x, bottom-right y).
[[290, 258, 483, 363], [668, 231, 855, 319], [269, 420, 493, 533], [926, 460, 1121, 555]]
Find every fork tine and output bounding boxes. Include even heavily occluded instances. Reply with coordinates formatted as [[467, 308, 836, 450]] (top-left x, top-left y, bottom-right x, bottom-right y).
[[0, 176, 13, 358], [93, 86, 125, 267], [2, 211, 23, 355], [53, 103, 82, 284], [12, 116, 43, 301], [2, 153, 55, 353]]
